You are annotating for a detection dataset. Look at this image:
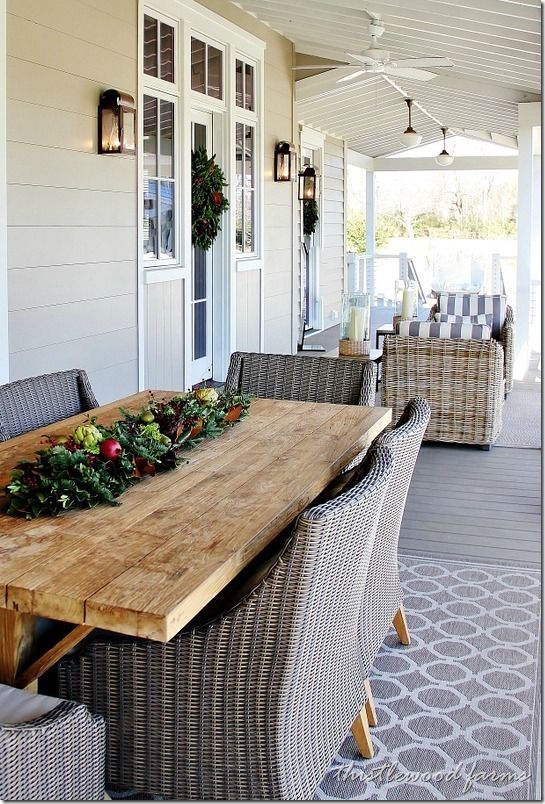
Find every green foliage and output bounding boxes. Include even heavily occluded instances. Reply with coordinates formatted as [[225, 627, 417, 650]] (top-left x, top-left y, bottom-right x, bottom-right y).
[[192, 146, 230, 251], [346, 214, 405, 252], [6, 391, 252, 520], [303, 199, 319, 236]]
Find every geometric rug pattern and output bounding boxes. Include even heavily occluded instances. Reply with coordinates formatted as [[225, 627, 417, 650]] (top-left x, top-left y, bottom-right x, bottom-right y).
[[317, 555, 541, 801]]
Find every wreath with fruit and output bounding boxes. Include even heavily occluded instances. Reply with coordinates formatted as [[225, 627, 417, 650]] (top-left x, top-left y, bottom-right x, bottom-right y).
[[303, 199, 319, 237], [192, 146, 230, 252], [5, 389, 250, 520]]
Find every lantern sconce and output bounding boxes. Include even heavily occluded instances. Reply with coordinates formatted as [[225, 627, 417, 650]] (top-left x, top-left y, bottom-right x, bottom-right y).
[[98, 89, 136, 155], [298, 165, 319, 201], [274, 141, 297, 182]]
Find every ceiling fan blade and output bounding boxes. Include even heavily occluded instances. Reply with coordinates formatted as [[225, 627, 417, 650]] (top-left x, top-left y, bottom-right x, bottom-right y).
[[384, 66, 438, 81], [292, 64, 351, 70], [337, 69, 367, 83], [393, 57, 454, 69], [346, 52, 379, 66]]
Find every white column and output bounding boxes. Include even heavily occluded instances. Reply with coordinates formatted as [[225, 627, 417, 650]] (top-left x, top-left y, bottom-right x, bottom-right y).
[[0, 0, 7, 383], [515, 103, 541, 380], [365, 170, 375, 302]]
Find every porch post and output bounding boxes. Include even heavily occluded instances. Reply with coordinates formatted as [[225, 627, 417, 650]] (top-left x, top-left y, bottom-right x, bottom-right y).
[[515, 103, 541, 380], [0, 0, 7, 383], [365, 170, 375, 301]]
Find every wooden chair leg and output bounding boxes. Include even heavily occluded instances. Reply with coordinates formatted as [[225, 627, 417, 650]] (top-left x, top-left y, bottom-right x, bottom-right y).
[[351, 705, 374, 758], [392, 605, 411, 645], [363, 678, 377, 726]]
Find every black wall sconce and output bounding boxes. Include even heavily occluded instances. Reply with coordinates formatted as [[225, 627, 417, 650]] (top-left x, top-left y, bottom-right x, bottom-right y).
[[274, 141, 297, 181], [98, 89, 136, 154], [298, 165, 319, 200]]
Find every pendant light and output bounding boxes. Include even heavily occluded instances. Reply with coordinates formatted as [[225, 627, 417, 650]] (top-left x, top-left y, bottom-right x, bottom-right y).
[[435, 126, 454, 166], [400, 98, 422, 147]]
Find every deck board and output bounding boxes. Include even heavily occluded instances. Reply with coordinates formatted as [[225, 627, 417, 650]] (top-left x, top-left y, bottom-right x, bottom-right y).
[[400, 444, 541, 567]]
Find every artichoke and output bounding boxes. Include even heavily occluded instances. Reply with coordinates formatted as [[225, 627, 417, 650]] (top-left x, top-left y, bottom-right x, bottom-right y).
[[194, 387, 218, 406]]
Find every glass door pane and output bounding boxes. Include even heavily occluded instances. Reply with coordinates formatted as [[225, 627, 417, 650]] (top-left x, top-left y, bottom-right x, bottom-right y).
[[191, 117, 213, 383]]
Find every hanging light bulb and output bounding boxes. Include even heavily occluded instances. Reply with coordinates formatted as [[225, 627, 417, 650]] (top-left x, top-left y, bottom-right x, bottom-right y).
[[435, 126, 454, 166], [400, 98, 422, 147]]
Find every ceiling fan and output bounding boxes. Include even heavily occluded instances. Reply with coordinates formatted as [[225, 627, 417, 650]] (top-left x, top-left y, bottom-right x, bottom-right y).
[[293, 14, 454, 83]]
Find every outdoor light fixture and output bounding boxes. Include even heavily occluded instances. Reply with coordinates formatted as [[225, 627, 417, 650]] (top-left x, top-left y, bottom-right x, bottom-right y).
[[298, 165, 319, 200], [98, 89, 136, 154], [400, 98, 422, 147], [435, 126, 454, 166], [274, 141, 297, 181]]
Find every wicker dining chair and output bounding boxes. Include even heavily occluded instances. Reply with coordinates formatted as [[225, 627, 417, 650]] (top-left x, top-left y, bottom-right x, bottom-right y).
[[0, 683, 105, 801], [225, 351, 377, 406], [56, 447, 394, 801], [0, 369, 99, 441]]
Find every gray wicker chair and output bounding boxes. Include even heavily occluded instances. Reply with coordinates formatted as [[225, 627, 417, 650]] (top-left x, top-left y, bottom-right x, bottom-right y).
[[0, 369, 99, 441], [225, 351, 376, 406], [56, 446, 394, 801], [0, 683, 105, 801]]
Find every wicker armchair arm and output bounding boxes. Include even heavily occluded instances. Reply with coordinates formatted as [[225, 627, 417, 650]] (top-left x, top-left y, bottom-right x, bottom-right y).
[[502, 305, 514, 393]]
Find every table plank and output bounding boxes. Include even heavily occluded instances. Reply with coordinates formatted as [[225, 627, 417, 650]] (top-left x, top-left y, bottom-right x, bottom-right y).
[[0, 393, 391, 642]]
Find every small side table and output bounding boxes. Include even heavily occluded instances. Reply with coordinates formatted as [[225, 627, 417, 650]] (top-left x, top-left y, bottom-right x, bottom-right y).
[[375, 323, 395, 349]]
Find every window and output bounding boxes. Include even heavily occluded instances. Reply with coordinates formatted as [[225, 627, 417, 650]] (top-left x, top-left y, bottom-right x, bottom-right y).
[[143, 96, 175, 260], [235, 59, 254, 111], [191, 37, 223, 100], [144, 15, 175, 82], [235, 122, 255, 254]]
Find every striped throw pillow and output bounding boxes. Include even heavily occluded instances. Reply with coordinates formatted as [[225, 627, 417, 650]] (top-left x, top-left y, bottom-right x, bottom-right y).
[[434, 312, 494, 327], [397, 320, 492, 340], [437, 293, 506, 340]]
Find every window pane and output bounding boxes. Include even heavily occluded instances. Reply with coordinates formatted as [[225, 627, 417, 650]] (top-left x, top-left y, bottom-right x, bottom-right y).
[[235, 189, 243, 253], [143, 15, 158, 77], [193, 301, 206, 360], [159, 181, 174, 259], [244, 63, 254, 111], [193, 242, 206, 301], [159, 100, 174, 178], [235, 59, 244, 107], [143, 179, 158, 258], [207, 46, 223, 99], [244, 125, 254, 188], [191, 38, 206, 93], [244, 190, 254, 252], [159, 22, 174, 82], [143, 95, 157, 178], [235, 123, 243, 188]]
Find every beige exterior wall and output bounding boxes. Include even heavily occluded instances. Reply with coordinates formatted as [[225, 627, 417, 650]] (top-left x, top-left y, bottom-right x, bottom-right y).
[[6, 0, 139, 403], [320, 135, 346, 329]]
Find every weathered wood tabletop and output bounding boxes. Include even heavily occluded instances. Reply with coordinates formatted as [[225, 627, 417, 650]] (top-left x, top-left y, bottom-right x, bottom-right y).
[[0, 392, 391, 684]]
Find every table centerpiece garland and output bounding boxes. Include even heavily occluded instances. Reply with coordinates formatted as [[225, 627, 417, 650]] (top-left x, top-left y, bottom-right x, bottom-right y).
[[5, 389, 250, 520]]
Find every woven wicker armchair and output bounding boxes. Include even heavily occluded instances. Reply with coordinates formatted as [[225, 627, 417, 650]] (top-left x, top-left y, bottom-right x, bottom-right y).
[[0, 685, 105, 801], [382, 335, 504, 447], [56, 447, 394, 801], [225, 351, 376, 406], [0, 369, 99, 441], [429, 303, 515, 394]]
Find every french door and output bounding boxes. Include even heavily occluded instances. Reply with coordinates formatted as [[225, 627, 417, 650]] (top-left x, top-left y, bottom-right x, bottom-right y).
[[190, 110, 214, 386]]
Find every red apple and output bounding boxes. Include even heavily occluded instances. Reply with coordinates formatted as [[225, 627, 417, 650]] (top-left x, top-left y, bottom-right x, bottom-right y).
[[100, 438, 122, 461]]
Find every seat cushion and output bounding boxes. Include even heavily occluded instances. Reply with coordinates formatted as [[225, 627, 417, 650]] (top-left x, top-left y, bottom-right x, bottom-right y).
[[397, 320, 492, 340], [437, 293, 506, 339], [434, 312, 493, 327], [0, 684, 63, 725]]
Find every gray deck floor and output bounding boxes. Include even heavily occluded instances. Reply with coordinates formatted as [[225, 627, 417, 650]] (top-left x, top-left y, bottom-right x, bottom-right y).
[[399, 443, 541, 567]]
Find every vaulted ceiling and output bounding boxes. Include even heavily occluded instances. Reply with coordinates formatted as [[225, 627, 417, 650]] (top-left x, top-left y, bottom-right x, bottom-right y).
[[231, 0, 541, 156]]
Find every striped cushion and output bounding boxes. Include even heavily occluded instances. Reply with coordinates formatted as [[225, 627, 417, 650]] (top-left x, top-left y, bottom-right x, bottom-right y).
[[397, 320, 492, 340], [434, 312, 494, 327], [437, 293, 506, 339]]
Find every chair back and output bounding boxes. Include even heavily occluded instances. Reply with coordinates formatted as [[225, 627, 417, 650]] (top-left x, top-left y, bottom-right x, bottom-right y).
[[0, 369, 99, 440], [225, 351, 376, 406], [359, 397, 431, 671], [272, 445, 393, 798]]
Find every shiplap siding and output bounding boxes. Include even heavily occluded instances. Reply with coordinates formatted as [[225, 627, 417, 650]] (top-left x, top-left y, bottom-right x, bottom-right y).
[[320, 135, 345, 329], [6, 0, 138, 403], [145, 279, 185, 391], [201, 0, 296, 356]]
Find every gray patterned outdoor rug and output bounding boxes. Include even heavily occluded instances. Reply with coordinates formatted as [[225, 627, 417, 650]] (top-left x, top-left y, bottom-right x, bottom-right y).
[[317, 554, 541, 801], [496, 388, 541, 449]]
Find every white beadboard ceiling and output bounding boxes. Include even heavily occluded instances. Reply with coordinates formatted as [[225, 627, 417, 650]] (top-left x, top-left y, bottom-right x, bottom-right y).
[[231, 0, 541, 156]]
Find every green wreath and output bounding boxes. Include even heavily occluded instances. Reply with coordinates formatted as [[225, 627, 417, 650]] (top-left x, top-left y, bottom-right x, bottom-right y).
[[303, 199, 319, 236], [192, 146, 230, 251]]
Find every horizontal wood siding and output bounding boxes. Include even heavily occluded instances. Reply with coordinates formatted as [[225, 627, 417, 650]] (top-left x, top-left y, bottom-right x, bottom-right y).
[[320, 135, 345, 330], [6, 0, 138, 403]]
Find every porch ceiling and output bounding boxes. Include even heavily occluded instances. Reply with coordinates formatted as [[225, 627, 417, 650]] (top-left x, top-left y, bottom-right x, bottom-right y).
[[230, 0, 541, 156]]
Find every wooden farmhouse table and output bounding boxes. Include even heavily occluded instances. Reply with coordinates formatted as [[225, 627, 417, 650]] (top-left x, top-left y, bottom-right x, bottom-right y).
[[0, 392, 391, 688]]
